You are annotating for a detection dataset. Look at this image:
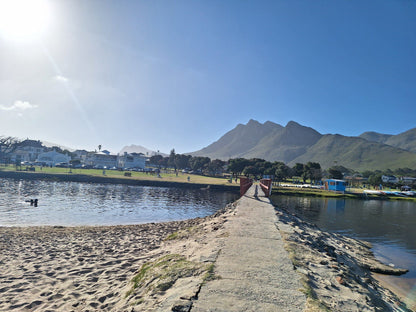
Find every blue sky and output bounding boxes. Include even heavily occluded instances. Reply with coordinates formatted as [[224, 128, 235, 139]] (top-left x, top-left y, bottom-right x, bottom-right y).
[[0, 0, 415, 154]]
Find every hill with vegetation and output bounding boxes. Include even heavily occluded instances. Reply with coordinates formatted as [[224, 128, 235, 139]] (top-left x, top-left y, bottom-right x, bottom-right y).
[[289, 134, 416, 171], [190, 119, 283, 160], [360, 128, 416, 153], [191, 120, 416, 171]]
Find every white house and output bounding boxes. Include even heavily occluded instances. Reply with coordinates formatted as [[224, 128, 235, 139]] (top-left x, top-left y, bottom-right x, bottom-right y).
[[12, 139, 45, 163], [36, 150, 71, 166], [84, 152, 118, 168], [118, 152, 146, 169], [382, 175, 399, 184], [401, 177, 416, 184], [73, 149, 89, 159]]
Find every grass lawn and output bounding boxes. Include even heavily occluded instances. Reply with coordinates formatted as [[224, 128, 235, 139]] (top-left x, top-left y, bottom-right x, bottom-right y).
[[0, 165, 237, 186], [272, 186, 416, 201], [272, 186, 360, 199]]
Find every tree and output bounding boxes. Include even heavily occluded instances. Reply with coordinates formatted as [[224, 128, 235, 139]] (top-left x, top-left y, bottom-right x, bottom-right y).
[[228, 158, 250, 176], [189, 156, 210, 172], [368, 173, 382, 187], [292, 163, 305, 178], [251, 158, 268, 177], [361, 170, 374, 178], [328, 167, 343, 180], [168, 149, 176, 169], [0, 136, 19, 164], [242, 165, 258, 177], [274, 163, 290, 181], [160, 157, 169, 169], [304, 162, 322, 184], [174, 154, 191, 170], [264, 167, 275, 177], [149, 155, 164, 168], [208, 159, 226, 175]]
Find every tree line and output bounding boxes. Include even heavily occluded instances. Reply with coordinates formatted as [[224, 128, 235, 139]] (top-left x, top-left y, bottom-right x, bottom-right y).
[[151, 150, 416, 187], [149, 150, 325, 183]]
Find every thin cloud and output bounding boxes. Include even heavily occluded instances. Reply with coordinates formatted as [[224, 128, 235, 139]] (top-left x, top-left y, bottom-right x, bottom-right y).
[[55, 75, 69, 83], [0, 100, 38, 111]]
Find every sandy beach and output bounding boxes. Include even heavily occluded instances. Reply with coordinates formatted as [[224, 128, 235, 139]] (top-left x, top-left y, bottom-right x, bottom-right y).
[[0, 219, 205, 311], [0, 198, 413, 311]]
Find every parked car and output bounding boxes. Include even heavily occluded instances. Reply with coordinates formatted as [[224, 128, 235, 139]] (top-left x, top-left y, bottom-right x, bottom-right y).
[[55, 162, 69, 168]]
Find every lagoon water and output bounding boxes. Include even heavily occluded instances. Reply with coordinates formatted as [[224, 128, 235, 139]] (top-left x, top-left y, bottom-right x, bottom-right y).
[[0, 178, 238, 226], [271, 195, 416, 307]]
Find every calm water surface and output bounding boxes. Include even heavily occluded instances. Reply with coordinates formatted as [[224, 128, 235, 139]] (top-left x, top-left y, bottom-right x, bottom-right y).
[[0, 178, 238, 226], [271, 195, 416, 307]]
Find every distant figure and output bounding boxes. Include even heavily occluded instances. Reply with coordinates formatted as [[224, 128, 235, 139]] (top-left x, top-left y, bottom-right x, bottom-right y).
[[254, 185, 258, 198], [27, 199, 38, 207], [187, 176, 190, 182]]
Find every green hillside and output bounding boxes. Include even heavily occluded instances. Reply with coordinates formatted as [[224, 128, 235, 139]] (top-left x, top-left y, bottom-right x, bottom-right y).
[[242, 121, 322, 162], [290, 135, 416, 171], [384, 128, 416, 153], [190, 119, 282, 159], [191, 120, 416, 171], [360, 128, 416, 153], [359, 131, 392, 144]]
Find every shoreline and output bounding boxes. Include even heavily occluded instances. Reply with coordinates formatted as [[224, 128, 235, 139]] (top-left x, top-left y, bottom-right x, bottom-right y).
[[373, 274, 415, 310], [1, 169, 413, 202], [0, 170, 240, 193], [1, 203, 413, 310]]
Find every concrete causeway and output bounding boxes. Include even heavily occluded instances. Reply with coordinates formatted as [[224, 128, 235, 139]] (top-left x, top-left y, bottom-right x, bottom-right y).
[[192, 184, 306, 312]]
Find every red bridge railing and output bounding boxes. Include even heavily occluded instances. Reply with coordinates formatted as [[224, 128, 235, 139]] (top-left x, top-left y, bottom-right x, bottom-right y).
[[239, 177, 253, 196], [259, 178, 272, 197]]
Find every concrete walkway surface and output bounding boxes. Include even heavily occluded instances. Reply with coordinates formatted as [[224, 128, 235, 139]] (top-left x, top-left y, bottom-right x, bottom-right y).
[[191, 185, 306, 312]]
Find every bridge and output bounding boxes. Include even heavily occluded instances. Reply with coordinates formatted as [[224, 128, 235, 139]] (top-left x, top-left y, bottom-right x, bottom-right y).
[[191, 183, 306, 311]]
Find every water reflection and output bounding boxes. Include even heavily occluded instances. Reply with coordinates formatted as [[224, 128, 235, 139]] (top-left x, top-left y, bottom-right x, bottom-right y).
[[271, 195, 416, 307], [0, 178, 238, 226], [273, 196, 416, 251]]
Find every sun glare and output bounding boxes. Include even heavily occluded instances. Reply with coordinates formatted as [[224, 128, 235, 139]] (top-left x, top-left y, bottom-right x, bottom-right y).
[[0, 0, 51, 41]]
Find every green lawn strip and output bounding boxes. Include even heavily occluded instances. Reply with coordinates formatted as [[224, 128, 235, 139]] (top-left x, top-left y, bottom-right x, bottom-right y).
[[0, 166, 240, 190], [272, 187, 416, 201]]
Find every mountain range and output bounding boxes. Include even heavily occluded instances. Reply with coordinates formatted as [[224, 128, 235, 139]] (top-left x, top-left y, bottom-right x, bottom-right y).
[[190, 120, 416, 171]]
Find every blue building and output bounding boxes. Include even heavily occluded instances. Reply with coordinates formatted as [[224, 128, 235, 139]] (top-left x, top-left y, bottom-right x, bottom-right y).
[[325, 179, 346, 192]]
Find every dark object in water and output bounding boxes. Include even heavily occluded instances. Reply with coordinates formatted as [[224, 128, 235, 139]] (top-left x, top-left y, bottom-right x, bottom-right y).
[[26, 199, 38, 207]]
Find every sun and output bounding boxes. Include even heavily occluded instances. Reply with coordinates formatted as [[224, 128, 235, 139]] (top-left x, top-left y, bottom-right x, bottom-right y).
[[0, 0, 51, 42]]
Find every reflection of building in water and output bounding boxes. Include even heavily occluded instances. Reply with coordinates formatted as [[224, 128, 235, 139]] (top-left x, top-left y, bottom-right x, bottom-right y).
[[325, 198, 346, 213]]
